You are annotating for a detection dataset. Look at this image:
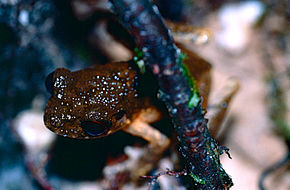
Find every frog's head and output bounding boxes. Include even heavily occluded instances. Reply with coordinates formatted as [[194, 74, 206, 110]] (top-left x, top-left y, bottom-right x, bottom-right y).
[[43, 62, 139, 139]]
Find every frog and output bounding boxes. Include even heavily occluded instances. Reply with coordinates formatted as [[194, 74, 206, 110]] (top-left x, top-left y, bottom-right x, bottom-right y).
[[43, 41, 214, 177], [43, 19, 239, 181]]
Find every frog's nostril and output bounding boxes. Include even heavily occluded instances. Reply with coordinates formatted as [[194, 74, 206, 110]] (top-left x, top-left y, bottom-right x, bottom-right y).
[[80, 120, 111, 137], [45, 71, 55, 95]]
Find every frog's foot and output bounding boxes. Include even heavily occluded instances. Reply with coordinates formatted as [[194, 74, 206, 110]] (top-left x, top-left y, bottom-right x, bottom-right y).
[[102, 146, 145, 183], [123, 117, 170, 180], [166, 20, 212, 45], [103, 107, 169, 182], [208, 77, 240, 137]]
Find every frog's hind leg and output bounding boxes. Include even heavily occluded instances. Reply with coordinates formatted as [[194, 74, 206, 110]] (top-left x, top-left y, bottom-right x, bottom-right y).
[[123, 108, 170, 180], [208, 78, 240, 137]]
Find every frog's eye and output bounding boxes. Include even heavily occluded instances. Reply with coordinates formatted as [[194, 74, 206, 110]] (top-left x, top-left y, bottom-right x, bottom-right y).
[[45, 71, 55, 95], [80, 120, 112, 137]]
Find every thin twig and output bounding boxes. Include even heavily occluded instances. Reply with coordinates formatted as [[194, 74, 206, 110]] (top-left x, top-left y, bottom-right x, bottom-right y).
[[258, 151, 290, 190], [140, 168, 187, 190]]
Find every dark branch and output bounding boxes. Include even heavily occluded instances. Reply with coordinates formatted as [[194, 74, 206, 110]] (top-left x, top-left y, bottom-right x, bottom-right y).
[[109, 0, 233, 189]]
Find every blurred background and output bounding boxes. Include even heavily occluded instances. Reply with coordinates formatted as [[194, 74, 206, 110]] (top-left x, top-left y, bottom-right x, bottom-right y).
[[0, 0, 289, 189]]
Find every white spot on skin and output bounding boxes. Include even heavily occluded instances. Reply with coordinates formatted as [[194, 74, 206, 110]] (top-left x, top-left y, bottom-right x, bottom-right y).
[[54, 76, 66, 88]]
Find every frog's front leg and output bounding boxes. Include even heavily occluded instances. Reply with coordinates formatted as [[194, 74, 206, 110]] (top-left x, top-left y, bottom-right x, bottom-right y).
[[103, 106, 170, 181], [123, 109, 170, 180]]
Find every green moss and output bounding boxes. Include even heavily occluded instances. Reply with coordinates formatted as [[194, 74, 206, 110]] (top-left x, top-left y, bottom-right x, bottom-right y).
[[178, 52, 201, 108], [189, 173, 206, 184], [134, 48, 143, 58], [133, 48, 145, 73], [188, 92, 200, 108]]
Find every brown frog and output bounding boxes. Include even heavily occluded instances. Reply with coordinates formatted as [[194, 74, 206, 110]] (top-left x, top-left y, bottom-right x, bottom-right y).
[[44, 62, 142, 139], [43, 43, 213, 178], [43, 20, 239, 180]]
